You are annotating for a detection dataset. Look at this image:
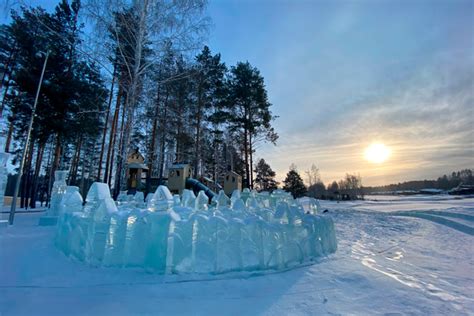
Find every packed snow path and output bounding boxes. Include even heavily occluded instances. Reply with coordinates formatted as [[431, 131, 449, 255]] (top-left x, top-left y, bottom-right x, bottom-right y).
[[1, 196, 473, 315]]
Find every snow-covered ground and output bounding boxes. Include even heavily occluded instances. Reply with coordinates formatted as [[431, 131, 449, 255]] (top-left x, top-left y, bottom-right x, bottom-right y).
[[1, 196, 473, 315]]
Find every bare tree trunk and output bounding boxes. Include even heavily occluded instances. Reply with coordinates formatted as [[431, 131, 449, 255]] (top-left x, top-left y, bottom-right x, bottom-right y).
[[69, 137, 82, 184], [113, 93, 128, 197], [80, 149, 86, 197], [21, 140, 35, 208], [146, 114, 157, 194], [113, 0, 149, 196], [175, 101, 183, 163], [52, 134, 62, 172], [158, 133, 166, 183], [108, 145, 115, 186], [104, 83, 122, 184], [29, 142, 45, 208], [249, 133, 254, 189], [243, 102, 250, 188], [0, 80, 11, 117], [44, 140, 53, 207], [193, 85, 202, 176], [5, 115, 14, 152], [47, 133, 62, 203], [97, 65, 116, 180], [244, 129, 249, 188], [158, 94, 169, 183]]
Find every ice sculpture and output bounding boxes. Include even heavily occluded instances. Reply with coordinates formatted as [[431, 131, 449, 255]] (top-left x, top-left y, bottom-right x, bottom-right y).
[[147, 185, 173, 211], [134, 191, 145, 207], [213, 190, 230, 209], [56, 183, 337, 276], [58, 186, 83, 215], [55, 186, 84, 253], [49, 171, 68, 215], [116, 191, 129, 206], [195, 191, 208, 211], [84, 182, 111, 215], [145, 192, 154, 204], [181, 189, 196, 208], [39, 170, 68, 226]]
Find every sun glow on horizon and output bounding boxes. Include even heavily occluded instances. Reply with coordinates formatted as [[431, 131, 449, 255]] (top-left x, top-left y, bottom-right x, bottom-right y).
[[365, 143, 391, 164]]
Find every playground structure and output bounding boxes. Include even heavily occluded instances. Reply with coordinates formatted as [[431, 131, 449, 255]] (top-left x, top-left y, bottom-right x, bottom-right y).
[[126, 149, 149, 194], [165, 163, 242, 199], [224, 170, 242, 195], [124, 149, 241, 199]]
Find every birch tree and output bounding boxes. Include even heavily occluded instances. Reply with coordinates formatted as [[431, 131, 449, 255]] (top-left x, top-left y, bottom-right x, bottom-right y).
[[85, 0, 208, 195]]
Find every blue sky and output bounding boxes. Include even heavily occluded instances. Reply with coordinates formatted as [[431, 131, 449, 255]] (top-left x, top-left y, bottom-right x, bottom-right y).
[[206, 0, 473, 185], [2, 0, 473, 186]]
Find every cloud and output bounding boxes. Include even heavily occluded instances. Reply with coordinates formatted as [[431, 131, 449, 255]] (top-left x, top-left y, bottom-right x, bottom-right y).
[[261, 49, 473, 185], [208, 0, 473, 186]]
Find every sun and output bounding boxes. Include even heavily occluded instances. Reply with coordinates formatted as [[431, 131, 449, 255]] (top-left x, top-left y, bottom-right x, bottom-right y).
[[365, 143, 391, 164]]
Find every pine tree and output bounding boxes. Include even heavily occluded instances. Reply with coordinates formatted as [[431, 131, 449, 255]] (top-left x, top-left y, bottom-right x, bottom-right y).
[[226, 61, 278, 188], [154, 43, 177, 184], [254, 158, 278, 192], [5, 1, 107, 206], [283, 166, 307, 198], [0, 24, 18, 116], [192, 46, 226, 177], [328, 181, 339, 193], [171, 55, 193, 163]]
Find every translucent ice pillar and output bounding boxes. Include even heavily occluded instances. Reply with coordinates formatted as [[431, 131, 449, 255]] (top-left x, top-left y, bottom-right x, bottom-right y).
[[58, 186, 82, 215], [147, 185, 173, 212], [83, 182, 112, 216], [55, 186, 83, 252], [47, 171, 68, 216], [39, 170, 67, 225], [85, 197, 118, 265]]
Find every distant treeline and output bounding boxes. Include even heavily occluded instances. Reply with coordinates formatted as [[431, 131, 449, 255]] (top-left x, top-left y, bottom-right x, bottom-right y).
[[364, 169, 473, 193]]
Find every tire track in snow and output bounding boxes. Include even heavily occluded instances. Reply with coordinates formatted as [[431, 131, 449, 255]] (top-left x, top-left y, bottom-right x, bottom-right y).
[[391, 212, 474, 236]]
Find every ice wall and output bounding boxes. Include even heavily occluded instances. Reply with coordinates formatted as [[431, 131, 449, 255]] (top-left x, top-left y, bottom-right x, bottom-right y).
[[56, 184, 337, 275]]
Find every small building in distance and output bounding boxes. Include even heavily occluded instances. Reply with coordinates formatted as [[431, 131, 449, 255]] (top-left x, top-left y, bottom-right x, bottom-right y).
[[126, 149, 148, 194], [224, 170, 242, 196], [168, 163, 192, 194]]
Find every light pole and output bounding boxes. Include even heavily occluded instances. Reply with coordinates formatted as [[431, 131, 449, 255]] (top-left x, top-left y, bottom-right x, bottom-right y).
[[9, 50, 49, 225]]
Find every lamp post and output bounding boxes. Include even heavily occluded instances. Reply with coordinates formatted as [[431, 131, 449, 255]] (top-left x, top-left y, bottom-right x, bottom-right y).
[[9, 50, 49, 225]]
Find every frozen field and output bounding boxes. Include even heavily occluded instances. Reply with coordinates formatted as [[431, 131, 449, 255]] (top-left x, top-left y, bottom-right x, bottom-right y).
[[1, 195, 473, 315]]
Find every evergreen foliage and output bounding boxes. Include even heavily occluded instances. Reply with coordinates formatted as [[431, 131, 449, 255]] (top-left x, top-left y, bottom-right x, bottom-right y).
[[1, 0, 108, 206], [0, 0, 279, 204], [282, 166, 307, 198], [225, 62, 278, 188], [254, 158, 278, 192]]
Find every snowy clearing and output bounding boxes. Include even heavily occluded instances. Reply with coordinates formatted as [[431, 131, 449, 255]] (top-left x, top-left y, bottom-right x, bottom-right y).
[[1, 195, 473, 315]]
